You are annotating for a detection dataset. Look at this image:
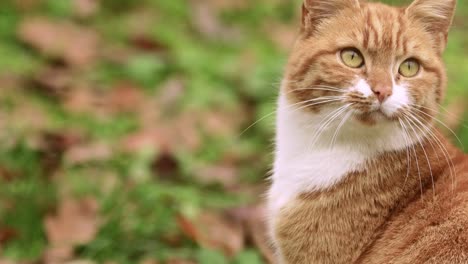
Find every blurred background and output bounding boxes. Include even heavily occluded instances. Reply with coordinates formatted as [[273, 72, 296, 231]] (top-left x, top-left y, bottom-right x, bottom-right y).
[[0, 0, 466, 263]]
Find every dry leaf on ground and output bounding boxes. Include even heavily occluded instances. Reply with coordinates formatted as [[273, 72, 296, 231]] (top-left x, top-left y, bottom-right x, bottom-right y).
[[196, 164, 239, 188], [0, 227, 17, 245], [44, 198, 99, 263], [190, 1, 240, 41], [156, 78, 185, 110], [64, 142, 112, 165], [43, 198, 100, 263], [0, 260, 16, 264], [152, 152, 180, 180], [39, 131, 83, 175], [73, 0, 99, 18], [228, 205, 275, 264], [32, 67, 75, 98], [122, 113, 201, 154], [18, 17, 99, 67], [108, 82, 145, 113], [178, 211, 245, 257], [131, 35, 168, 53]]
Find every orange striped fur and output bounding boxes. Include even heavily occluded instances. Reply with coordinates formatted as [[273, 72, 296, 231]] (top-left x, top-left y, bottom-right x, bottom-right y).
[[268, 0, 468, 263]]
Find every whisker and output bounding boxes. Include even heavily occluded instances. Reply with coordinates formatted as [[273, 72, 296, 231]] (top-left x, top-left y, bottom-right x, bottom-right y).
[[401, 115, 424, 200], [239, 96, 345, 136], [436, 103, 468, 129], [408, 110, 457, 193], [403, 113, 435, 198], [306, 104, 351, 153], [398, 119, 413, 188], [409, 105, 464, 151], [287, 87, 346, 94], [330, 109, 353, 150], [411, 103, 467, 129]]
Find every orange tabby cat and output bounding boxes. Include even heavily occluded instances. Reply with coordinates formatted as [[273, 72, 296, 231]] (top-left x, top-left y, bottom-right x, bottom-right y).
[[268, 0, 468, 263]]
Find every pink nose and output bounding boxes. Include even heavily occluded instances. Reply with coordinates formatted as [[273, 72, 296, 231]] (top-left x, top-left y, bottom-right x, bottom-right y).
[[372, 85, 392, 103]]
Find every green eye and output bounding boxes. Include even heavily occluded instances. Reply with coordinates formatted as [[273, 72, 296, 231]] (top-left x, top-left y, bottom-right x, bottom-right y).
[[340, 48, 364, 68], [399, 59, 420, 77]]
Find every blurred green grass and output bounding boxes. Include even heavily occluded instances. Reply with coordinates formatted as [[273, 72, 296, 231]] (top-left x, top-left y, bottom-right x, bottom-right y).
[[0, 0, 466, 263]]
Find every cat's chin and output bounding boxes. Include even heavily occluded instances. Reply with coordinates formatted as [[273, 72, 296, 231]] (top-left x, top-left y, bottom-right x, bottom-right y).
[[353, 110, 398, 126]]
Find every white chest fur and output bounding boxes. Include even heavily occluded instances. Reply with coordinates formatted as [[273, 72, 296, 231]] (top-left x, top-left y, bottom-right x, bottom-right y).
[[268, 91, 415, 218]]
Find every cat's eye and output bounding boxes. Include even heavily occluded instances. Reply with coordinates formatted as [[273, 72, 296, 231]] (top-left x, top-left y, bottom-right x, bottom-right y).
[[399, 59, 420, 78], [340, 48, 365, 68]]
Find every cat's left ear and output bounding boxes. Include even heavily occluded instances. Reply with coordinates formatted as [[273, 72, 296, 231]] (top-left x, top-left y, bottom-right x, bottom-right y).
[[406, 0, 457, 52], [301, 0, 360, 35]]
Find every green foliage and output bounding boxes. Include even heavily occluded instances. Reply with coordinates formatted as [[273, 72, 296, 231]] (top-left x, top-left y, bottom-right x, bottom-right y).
[[0, 143, 56, 260], [0, 0, 466, 263]]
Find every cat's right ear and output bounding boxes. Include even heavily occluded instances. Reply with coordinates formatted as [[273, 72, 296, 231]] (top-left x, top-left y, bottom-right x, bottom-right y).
[[301, 0, 360, 35], [406, 0, 456, 52]]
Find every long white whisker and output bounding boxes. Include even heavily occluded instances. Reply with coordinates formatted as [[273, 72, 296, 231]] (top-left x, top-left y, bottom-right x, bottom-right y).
[[402, 116, 424, 200], [239, 96, 345, 136], [306, 104, 351, 153], [287, 87, 346, 94], [410, 105, 464, 150], [404, 113, 435, 198], [408, 109, 457, 193], [330, 109, 353, 150], [398, 119, 413, 187]]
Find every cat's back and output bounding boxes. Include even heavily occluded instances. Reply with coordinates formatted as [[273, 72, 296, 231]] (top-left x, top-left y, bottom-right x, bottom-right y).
[[359, 152, 468, 264]]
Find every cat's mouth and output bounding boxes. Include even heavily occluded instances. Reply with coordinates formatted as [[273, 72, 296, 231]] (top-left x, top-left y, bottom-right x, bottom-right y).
[[344, 91, 400, 123]]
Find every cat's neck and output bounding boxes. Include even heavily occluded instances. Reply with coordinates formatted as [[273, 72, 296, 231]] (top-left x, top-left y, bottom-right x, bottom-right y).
[[270, 94, 425, 215]]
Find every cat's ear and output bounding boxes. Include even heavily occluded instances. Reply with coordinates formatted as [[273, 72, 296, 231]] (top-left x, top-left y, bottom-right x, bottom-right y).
[[406, 0, 456, 52], [301, 0, 360, 34]]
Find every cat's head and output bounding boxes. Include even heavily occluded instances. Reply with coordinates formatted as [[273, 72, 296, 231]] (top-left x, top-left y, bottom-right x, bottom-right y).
[[284, 0, 456, 126]]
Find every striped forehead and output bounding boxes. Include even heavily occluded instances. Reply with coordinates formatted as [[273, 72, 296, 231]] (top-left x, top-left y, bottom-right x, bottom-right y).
[[355, 5, 415, 58]]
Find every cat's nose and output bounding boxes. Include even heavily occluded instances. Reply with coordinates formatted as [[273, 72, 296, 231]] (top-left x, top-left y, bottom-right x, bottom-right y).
[[371, 85, 392, 103]]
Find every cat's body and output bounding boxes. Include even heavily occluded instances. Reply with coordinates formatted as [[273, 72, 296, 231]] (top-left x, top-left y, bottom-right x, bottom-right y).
[[268, 0, 468, 263]]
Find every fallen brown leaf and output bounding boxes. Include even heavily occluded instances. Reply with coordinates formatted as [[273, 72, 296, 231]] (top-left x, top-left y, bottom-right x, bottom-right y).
[[178, 212, 244, 257], [121, 127, 173, 153], [62, 85, 105, 115], [0, 167, 17, 182], [18, 17, 100, 67], [196, 164, 238, 188], [190, 1, 240, 41], [43, 198, 100, 263], [152, 152, 180, 180], [32, 67, 74, 98], [64, 142, 112, 165], [122, 112, 201, 154], [39, 131, 83, 176], [228, 205, 275, 264], [108, 82, 145, 113], [131, 35, 168, 53], [156, 78, 185, 110], [0, 227, 17, 245], [73, 0, 99, 18]]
